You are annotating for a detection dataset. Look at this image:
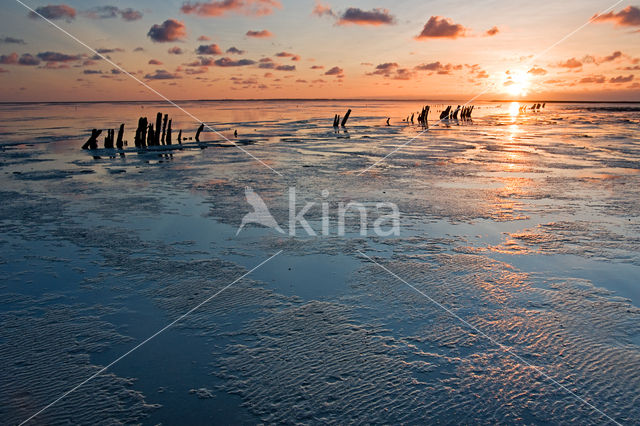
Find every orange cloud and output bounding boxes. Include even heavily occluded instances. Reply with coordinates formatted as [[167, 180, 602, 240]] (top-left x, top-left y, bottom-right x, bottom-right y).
[[593, 6, 640, 27], [610, 74, 634, 83], [275, 52, 300, 61], [416, 16, 468, 39], [181, 0, 282, 17], [485, 26, 499, 36], [246, 29, 273, 38], [196, 44, 223, 55], [558, 57, 582, 68], [147, 19, 187, 43], [337, 8, 395, 26], [325, 66, 344, 77], [312, 1, 335, 18], [528, 66, 547, 75], [29, 4, 76, 21]]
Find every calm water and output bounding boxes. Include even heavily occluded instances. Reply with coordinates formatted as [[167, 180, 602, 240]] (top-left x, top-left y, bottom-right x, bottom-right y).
[[1, 100, 639, 424]]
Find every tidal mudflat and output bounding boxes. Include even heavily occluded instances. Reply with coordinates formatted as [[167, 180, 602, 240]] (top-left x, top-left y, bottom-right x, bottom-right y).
[[1, 100, 639, 424]]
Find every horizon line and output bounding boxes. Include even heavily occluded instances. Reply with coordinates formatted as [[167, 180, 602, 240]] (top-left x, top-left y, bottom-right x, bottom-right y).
[[1, 98, 639, 105]]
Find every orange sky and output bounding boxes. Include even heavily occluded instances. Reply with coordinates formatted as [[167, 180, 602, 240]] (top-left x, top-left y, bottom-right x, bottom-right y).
[[1, 1, 639, 101]]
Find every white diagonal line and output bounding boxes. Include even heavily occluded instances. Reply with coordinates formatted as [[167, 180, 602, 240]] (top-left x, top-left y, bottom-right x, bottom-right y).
[[19, 250, 284, 425], [356, 0, 625, 176], [15, 0, 283, 177], [356, 251, 621, 426]]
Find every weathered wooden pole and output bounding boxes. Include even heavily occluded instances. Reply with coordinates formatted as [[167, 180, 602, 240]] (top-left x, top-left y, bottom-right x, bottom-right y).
[[154, 113, 162, 146], [161, 114, 168, 144], [177, 129, 182, 144], [147, 124, 155, 146], [140, 118, 148, 148], [341, 109, 352, 127], [195, 123, 204, 142], [116, 124, 124, 149], [166, 119, 172, 145], [82, 129, 102, 149]]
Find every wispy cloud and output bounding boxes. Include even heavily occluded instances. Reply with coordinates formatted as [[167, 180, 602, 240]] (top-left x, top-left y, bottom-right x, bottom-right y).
[[181, 0, 282, 17]]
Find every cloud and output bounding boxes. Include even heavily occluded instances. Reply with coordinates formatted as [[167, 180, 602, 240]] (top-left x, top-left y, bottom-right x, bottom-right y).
[[1, 37, 26, 44], [311, 65, 324, 69], [134, 47, 145, 52], [36, 51, 83, 63], [312, 1, 335, 18], [367, 62, 414, 79], [83, 69, 102, 74], [414, 61, 461, 74], [609, 74, 634, 83], [29, 4, 76, 21], [82, 6, 142, 21], [485, 26, 499, 36], [168, 46, 184, 54], [196, 44, 223, 54], [601, 50, 623, 63], [148, 59, 163, 65], [275, 51, 300, 61], [593, 6, 640, 27], [324, 66, 344, 76], [367, 62, 397, 76], [145, 69, 181, 80], [337, 7, 394, 26], [226, 46, 245, 54], [246, 29, 273, 38], [275, 64, 296, 71], [528, 66, 547, 76], [0, 67, 8, 73], [558, 57, 582, 68], [120, 8, 143, 21], [0, 52, 41, 66], [148, 20, 187, 42], [579, 75, 606, 84], [213, 57, 256, 67], [96, 47, 124, 54], [416, 16, 468, 39], [181, 0, 282, 17]]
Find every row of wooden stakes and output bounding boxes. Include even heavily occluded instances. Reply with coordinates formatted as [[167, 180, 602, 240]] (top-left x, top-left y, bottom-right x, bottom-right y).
[[82, 112, 206, 150]]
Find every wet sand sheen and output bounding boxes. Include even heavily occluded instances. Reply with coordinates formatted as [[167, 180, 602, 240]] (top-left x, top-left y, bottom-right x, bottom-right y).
[[0, 100, 639, 424]]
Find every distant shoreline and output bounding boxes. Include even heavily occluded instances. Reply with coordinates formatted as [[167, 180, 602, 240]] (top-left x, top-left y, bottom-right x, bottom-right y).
[[0, 98, 639, 105]]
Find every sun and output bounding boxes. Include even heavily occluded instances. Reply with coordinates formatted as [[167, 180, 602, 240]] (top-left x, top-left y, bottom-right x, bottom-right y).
[[504, 70, 531, 97]]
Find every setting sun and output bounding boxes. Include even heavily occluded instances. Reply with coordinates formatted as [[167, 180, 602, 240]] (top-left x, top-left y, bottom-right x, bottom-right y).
[[504, 71, 531, 97]]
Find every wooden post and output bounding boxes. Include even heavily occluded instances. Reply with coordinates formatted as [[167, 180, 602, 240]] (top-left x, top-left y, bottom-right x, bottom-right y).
[[116, 124, 124, 149], [154, 113, 162, 146], [140, 118, 148, 148], [166, 119, 172, 145], [195, 123, 204, 142], [177, 129, 182, 144], [161, 114, 168, 144], [341, 109, 352, 127], [147, 124, 155, 146], [82, 129, 102, 150]]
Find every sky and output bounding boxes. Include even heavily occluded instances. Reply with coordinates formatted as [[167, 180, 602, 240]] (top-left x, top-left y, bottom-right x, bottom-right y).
[[0, 0, 639, 101]]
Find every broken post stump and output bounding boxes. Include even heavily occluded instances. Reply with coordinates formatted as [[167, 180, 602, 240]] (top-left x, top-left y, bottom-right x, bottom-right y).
[[82, 129, 102, 150]]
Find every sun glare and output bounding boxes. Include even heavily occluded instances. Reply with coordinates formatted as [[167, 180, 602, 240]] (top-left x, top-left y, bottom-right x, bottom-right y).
[[504, 71, 531, 97]]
